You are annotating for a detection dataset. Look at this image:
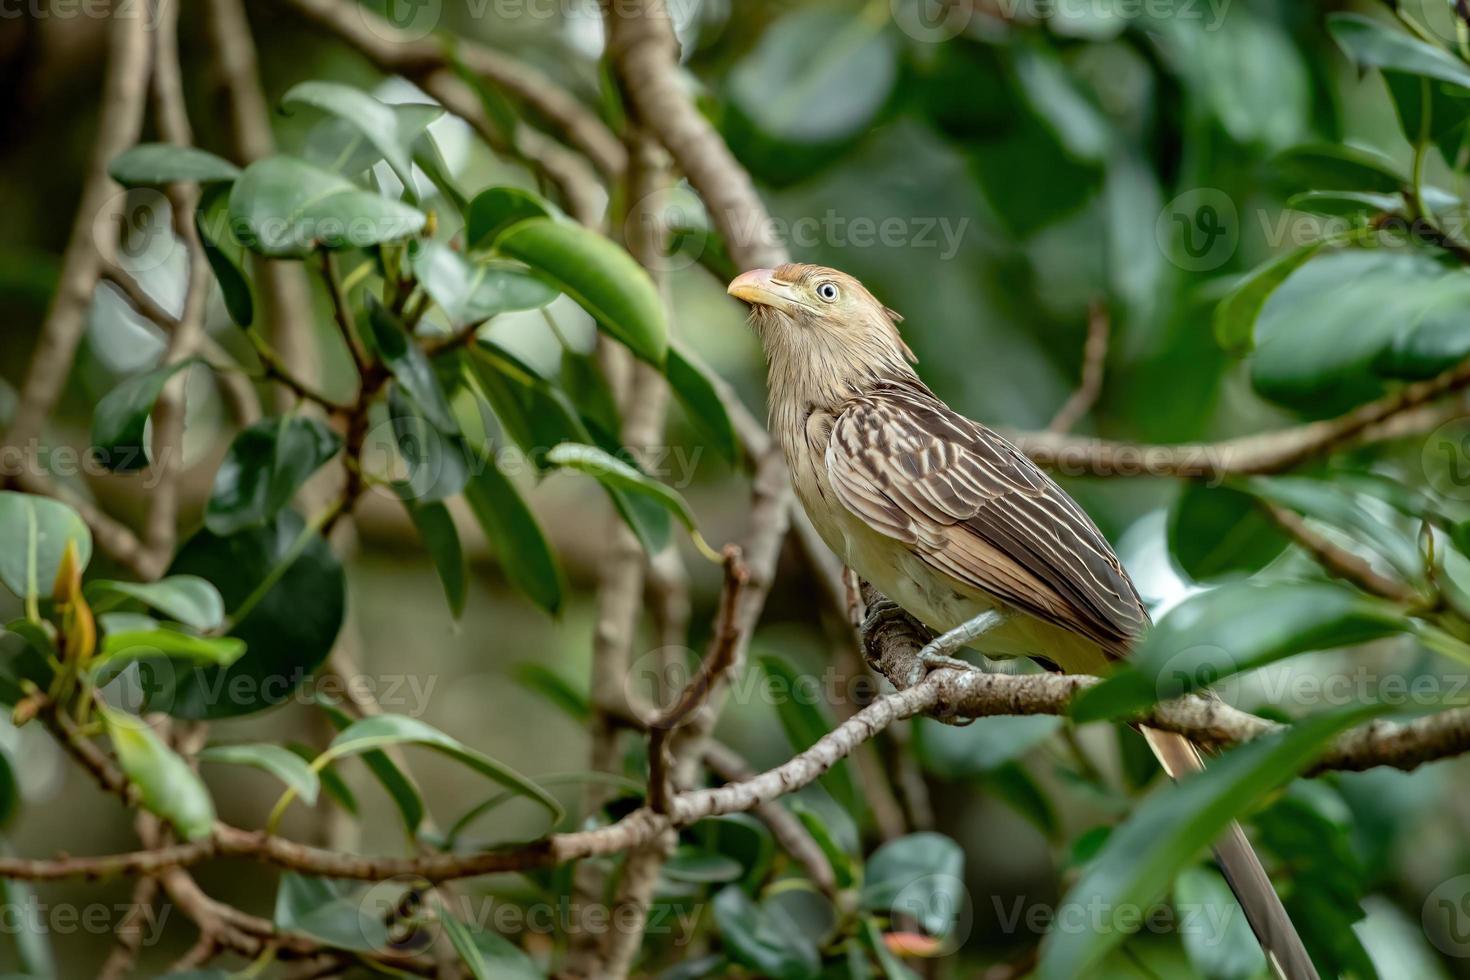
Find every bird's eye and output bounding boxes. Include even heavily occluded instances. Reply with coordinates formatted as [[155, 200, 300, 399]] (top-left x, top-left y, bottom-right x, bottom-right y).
[[815, 281, 840, 302]]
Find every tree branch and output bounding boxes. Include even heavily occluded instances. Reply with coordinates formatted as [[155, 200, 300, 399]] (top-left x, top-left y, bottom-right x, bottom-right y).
[[1048, 298, 1110, 434]]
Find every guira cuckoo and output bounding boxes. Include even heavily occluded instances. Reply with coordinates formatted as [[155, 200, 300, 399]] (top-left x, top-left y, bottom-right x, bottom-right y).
[[730, 262, 1316, 980]]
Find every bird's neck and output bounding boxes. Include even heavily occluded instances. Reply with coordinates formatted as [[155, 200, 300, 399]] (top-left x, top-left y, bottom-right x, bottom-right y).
[[761, 327, 918, 444]]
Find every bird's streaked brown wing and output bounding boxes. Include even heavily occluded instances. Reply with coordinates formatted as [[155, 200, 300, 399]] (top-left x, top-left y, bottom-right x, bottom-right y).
[[825, 380, 1147, 656]]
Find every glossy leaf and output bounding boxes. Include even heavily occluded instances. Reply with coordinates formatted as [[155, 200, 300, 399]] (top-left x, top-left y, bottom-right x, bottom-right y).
[[86, 575, 226, 632], [199, 743, 321, 806], [389, 386, 469, 502], [1251, 250, 1470, 416], [439, 904, 493, 979], [206, 416, 343, 535], [1213, 242, 1323, 355], [1271, 143, 1405, 193], [102, 706, 215, 840], [96, 617, 245, 669], [860, 833, 966, 939], [322, 714, 562, 823], [365, 296, 457, 432], [546, 443, 717, 560], [227, 155, 425, 258], [197, 183, 254, 327], [667, 346, 740, 465], [1168, 483, 1289, 581], [496, 218, 667, 364], [712, 885, 821, 980], [399, 491, 466, 619], [155, 512, 345, 719], [281, 82, 442, 196], [410, 242, 557, 327], [1174, 865, 1266, 980], [108, 143, 241, 187], [465, 185, 557, 250], [273, 873, 388, 953], [462, 447, 565, 615], [1036, 706, 1381, 980], [1072, 581, 1411, 722], [90, 359, 194, 471], [1328, 13, 1470, 90], [316, 698, 423, 832], [0, 492, 92, 602]]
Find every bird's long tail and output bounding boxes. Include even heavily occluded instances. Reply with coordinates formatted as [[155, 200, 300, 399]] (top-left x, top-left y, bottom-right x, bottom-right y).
[[1140, 727, 1320, 980]]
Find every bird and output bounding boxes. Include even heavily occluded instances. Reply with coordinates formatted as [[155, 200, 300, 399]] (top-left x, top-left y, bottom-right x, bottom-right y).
[[728, 262, 1317, 980]]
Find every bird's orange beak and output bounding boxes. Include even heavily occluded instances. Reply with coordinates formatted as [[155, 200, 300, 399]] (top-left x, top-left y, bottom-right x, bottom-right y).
[[727, 268, 796, 312]]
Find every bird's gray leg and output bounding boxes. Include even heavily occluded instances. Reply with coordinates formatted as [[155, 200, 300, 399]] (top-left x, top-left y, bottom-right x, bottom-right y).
[[918, 610, 1007, 672]]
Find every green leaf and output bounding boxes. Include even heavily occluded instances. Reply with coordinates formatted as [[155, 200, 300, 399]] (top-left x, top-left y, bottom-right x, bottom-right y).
[[108, 143, 241, 187], [790, 801, 859, 889], [1174, 865, 1267, 980], [0, 492, 92, 602], [712, 885, 821, 979], [1284, 189, 1404, 217], [1035, 706, 1381, 980], [205, 416, 343, 535], [546, 443, 718, 561], [462, 448, 565, 615], [227, 155, 426, 258], [1168, 483, 1289, 582], [97, 617, 245, 669], [756, 655, 862, 819], [1213, 243, 1323, 355], [1328, 13, 1470, 90], [0, 876, 55, 977], [1250, 250, 1470, 416], [463, 343, 585, 469], [1271, 143, 1406, 194], [728, 9, 896, 145], [664, 847, 746, 884], [273, 873, 389, 953], [316, 698, 422, 832], [390, 386, 470, 502], [1385, 69, 1470, 165], [411, 242, 558, 327], [667, 346, 740, 465], [398, 491, 466, 619], [87, 575, 225, 632], [196, 184, 254, 327], [281, 82, 443, 197], [439, 904, 493, 979], [322, 715, 561, 824], [496, 218, 667, 364], [860, 833, 965, 939], [1072, 581, 1412, 722], [102, 706, 215, 840], [199, 743, 320, 806], [154, 511, 345, 719], [366, 296, 458, 432], [91, 359, 195, 471], [465, 186, 557, 250], [412, 131, 468, 213]]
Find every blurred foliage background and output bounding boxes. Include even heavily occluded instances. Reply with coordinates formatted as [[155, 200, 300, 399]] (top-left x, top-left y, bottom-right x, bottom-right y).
[[6, 0, 1470, 977]]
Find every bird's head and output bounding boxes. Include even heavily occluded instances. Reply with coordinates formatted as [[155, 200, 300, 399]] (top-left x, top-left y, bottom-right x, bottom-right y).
[[728, 264, 917, 398]]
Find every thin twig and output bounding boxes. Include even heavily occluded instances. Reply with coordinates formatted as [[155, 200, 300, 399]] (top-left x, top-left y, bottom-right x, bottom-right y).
[[1048, 298, 1110, 434], [1261, 501, 1422, 605], [647, 550, 748, 814]]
